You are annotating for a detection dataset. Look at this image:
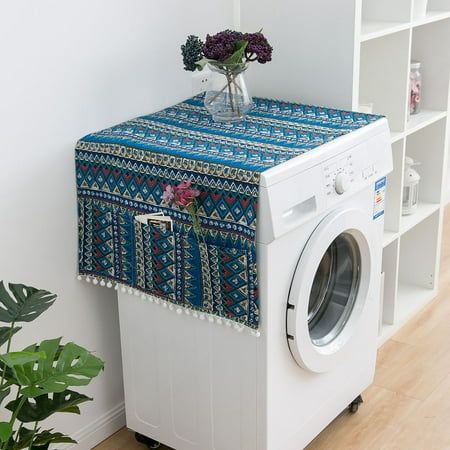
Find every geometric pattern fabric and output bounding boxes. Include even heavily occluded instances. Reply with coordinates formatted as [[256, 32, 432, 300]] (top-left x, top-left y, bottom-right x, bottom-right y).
[[76, 95, 381, 329]]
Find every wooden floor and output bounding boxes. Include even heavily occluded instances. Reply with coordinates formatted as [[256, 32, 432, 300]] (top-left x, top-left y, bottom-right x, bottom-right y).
[[96, 209, 450, 450]]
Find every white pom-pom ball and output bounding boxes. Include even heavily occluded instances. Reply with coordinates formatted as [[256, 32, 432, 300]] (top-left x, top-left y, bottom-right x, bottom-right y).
[[86, 276, 91, 283], [106, 281, 113, 288]]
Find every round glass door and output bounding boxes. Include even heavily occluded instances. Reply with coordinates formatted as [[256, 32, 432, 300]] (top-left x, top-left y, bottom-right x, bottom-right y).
[[307, 233, 361, 347], [286, 208, 374, 373]]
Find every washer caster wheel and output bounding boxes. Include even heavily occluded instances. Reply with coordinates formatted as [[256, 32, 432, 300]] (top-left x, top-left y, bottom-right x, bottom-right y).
[[135, 432, 161, 449], [348, 395, 363, 414]]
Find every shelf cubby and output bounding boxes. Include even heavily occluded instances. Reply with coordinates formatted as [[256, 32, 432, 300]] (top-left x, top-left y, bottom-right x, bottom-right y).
[[361, 0, 412, 41], [414, 0, 450, 25], [411, 20, 450, 111], [359, 30, 411, 134], [404, 118, 447, 203], [399, 210, 440, 288]]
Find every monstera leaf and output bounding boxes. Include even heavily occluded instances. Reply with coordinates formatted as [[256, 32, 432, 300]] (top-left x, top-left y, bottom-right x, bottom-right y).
[[7, 427, 75, 450], [0, 351, 46, 368], [6, 390, 92, 422], [0, 327, 21, 347], [7, 338, 104, 398], [0, 282, 56, 323]]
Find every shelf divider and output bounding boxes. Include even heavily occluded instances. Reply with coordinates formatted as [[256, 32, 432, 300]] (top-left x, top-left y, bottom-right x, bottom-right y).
[[413, 10, 450, 27], [399, 202, 441, 234], [406, 109, 447, 136], [360, 20, 411, 42]]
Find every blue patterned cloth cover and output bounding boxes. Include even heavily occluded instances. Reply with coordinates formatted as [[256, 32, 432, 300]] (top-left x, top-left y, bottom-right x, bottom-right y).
[[76, 95, 380, 330]]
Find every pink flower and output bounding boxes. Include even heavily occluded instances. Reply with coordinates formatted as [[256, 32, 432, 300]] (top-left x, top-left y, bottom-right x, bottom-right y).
[[159, 178, 203, 241], [174, 180, 200, 208], [161, 179, 200, 208], [161, 184, 175, 205]]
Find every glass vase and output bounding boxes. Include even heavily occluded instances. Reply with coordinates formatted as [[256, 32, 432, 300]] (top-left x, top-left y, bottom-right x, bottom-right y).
[[204, 63, 253, 122]]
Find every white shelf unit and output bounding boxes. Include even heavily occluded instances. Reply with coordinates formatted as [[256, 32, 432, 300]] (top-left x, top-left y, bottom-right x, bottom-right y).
[[241, 0, 450, 345]]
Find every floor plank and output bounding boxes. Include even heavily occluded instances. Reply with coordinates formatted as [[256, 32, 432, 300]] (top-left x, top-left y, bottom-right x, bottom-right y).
[[96, 208, 450, 449]]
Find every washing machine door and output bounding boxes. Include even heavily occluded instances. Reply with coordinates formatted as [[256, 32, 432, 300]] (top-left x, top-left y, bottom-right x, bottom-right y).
[[286, 208, 375, 373]]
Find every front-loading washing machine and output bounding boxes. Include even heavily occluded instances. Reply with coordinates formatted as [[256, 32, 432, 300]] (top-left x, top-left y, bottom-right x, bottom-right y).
[[117, 116, 392, 450]]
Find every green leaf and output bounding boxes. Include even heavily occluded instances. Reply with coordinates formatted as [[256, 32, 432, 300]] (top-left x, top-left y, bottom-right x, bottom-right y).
[[8, 427, 76, 449], [0, 387, 10, 405], [0, 351, 46, 368], [0, 422, 12, 443], [10, 339, 104, 398], [223, 40, 248, 66], [0, 326, 21, 347], [6, 390, 92, 422], [9, 426, 35, 449], [0, 282, 56, 323], [32, 429, 76, 446], [195, 57, 212, 70]]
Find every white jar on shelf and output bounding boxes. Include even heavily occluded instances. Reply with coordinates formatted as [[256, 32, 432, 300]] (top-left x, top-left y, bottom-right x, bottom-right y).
[[402, 156, 421, 216], [409, 61, 422, 116]]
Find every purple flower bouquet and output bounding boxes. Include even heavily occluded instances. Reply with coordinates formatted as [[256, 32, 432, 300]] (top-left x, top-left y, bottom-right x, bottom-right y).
[[181, 30, 273, 122]]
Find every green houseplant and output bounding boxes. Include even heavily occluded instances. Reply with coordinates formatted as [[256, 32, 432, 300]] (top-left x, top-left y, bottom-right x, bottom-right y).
[[0, 281, 104, 449]]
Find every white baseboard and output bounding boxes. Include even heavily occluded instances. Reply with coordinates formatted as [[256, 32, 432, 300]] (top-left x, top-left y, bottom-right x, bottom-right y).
[[60, 402, 126, 450]]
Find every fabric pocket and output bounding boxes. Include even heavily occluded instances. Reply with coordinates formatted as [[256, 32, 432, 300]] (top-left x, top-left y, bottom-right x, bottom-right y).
[[134, 218, 259, 328], [200, 240, 258, 326], [134, 219, 176, 301]]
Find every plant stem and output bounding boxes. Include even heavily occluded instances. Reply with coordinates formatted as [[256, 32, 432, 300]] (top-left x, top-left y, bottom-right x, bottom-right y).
[[27, 422, 38, 450], [0, 322, 15, 388], [9, 392, 25, 427], [226, 71, 235, 112], [186, 203, 205, 244]]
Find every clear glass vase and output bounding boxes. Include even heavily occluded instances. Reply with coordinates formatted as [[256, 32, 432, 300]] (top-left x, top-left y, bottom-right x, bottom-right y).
[[204, 63, 253, 122]]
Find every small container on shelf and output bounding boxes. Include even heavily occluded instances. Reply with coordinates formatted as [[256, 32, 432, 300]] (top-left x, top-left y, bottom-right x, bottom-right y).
[[409, 61, 422, 117], [402, 156, 421, 216]]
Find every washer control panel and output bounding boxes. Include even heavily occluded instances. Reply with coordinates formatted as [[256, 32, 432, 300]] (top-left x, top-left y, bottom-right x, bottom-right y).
[[323, 154, 355, 196]]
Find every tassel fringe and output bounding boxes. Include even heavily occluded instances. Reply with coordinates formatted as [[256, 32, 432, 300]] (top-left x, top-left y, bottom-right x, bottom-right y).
[[77, 274, 261, 337]]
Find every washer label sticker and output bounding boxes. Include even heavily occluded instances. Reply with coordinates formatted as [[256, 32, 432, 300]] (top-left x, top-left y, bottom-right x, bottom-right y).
[[373, 177, 387, 220]]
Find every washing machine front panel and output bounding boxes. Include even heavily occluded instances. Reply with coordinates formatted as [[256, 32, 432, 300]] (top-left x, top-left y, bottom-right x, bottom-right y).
[[286, 207, 375, 373]]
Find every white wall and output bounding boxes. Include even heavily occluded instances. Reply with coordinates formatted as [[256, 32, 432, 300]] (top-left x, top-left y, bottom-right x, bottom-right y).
[[0, 1, 233, 448]]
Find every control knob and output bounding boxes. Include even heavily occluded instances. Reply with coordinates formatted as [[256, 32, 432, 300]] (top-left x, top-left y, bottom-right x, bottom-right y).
[[334, 172, 350, 195]]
